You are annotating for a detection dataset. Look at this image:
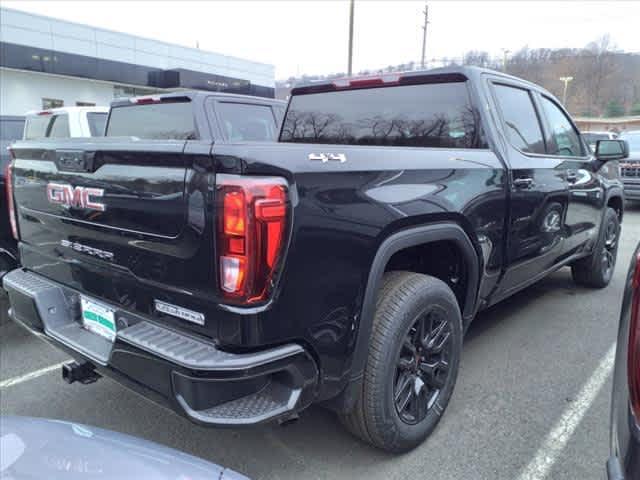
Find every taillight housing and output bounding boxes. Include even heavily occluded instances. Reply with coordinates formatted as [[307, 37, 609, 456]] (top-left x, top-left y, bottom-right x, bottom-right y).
[[4, 158, 18, 240], [628, 251, 640, 417], [216, 175, 290, 304]]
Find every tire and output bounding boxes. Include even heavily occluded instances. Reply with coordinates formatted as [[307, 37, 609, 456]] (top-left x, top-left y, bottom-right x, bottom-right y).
[[571, 207, 620, 288], [339, 271, 462, 453]]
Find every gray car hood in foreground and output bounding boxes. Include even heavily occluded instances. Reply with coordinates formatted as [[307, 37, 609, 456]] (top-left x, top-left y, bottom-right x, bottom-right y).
[[0, 416, 249, 480]]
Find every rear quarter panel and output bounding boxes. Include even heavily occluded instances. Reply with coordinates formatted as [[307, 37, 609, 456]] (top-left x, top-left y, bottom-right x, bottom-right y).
[[213, 142, 507, 398]]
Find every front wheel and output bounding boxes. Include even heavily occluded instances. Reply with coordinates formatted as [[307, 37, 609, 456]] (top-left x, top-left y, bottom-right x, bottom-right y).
[[339, 271, 462, 453], [571, 207, 620, 288]]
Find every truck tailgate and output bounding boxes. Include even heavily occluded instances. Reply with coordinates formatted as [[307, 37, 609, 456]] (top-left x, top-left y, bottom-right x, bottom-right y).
[[9, 138, 217, 337]]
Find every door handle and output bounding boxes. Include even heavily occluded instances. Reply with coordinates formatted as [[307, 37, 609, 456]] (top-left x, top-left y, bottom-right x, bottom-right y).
[[513, 177, 534, 189]]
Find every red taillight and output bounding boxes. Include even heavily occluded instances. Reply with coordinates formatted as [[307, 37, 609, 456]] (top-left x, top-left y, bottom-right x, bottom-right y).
[[4, 159, 18, 240], [217, 175, 289, 304], [628, 251, 640, 417]]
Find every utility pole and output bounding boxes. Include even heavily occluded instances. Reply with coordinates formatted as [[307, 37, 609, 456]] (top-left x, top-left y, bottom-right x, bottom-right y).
[[420, 3, 429, 69], [559, 76, 574, 106], [347, 0, 355, 76], [501, 49, 510, 72]]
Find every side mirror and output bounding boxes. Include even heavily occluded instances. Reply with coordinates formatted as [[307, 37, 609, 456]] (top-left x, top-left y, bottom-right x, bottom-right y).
[[595, 139, 629, 162]]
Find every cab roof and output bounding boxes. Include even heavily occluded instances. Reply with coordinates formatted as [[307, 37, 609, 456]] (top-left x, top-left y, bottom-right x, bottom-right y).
[[110, 90, 285, 108], [290, 65, 552, 98]]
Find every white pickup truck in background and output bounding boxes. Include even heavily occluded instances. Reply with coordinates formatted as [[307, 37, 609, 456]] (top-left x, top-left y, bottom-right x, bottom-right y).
[[23, 106, 109, 139]]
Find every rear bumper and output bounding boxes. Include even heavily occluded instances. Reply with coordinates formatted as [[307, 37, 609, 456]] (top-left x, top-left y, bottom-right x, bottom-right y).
[[2, 268, 318, 426]]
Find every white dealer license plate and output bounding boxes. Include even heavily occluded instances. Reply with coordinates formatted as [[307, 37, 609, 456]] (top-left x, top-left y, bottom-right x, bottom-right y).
[[81, 297, 116, 342]]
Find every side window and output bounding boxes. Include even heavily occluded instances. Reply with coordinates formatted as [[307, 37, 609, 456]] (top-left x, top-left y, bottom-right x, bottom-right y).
[[87, 112, 107, 136], [540, 96, 584, 157], [273, 106, 285, 129], [216, 103, 278, 141], [24, 116, 53, 139], [492, 83, 546, 155], [48, 115, 70, 138]]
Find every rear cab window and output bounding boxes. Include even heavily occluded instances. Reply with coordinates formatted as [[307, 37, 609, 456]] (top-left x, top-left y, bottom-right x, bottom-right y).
[[106, 101, 197, 139], [280, 81, 487, 148]]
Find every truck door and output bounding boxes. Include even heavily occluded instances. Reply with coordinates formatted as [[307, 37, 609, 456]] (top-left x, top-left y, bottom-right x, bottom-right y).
[[535, 94, 603, 256], [488, 80, 570, 301]]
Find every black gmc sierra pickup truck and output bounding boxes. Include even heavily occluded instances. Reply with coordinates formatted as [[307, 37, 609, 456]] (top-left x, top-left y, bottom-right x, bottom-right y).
[[3, 67, 630, 453]]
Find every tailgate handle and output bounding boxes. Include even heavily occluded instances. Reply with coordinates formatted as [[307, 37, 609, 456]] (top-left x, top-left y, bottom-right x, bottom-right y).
[[55, 150, 96, 173]]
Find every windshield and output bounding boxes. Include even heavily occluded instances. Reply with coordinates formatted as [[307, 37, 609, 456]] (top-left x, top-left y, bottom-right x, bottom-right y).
[[106, 101, 196, 139], [621, 132, 640, 150], [582, 133, 609, 144]]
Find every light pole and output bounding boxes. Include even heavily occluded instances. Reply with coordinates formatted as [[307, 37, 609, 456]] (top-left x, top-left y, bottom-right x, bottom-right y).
[[501, 49, 510, 72], [347, 0, 355, 76], [420, 3, 429, 69], [559, 76, 574, 106]]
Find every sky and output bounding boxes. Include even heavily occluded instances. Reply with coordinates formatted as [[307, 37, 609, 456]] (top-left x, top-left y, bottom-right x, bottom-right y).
[[3, 1, 639, 79]]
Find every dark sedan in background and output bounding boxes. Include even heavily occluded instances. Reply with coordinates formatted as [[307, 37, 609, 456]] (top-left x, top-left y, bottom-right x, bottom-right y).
[[619, 131, 640, 203], [608, 242, 640, 479]]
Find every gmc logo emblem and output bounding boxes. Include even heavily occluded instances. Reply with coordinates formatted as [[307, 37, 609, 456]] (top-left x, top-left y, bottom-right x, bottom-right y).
[[46, 183, 106, 212]]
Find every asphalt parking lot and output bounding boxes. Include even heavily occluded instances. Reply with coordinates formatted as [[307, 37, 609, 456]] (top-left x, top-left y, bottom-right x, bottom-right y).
[[2, 204, 639, 480]]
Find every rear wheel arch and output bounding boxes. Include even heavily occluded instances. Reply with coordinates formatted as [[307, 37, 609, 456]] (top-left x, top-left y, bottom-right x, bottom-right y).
[[607, 193, 624, 221], [350, 223, 481, 382]]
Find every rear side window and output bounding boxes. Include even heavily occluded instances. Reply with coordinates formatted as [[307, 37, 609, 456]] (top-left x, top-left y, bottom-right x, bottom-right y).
[[24, 115, 52, 139], [492, 84, 545, 154], [216, 103, 278, 141], [540, 96, 584, 157], [280, 82, 486, 148], [106, 102, 196, 139], [87, 112, 107, 136], [48, 114, 70, 138]]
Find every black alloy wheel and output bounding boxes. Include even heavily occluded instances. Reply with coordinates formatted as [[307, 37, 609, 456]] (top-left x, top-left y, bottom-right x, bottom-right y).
[[571, 207, 620, 288], [394, 309, 452, 425], [601, 215, 619, 281], [339, 271, 462, 453]]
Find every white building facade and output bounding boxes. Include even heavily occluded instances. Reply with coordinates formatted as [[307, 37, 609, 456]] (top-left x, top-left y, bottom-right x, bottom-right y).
[[0, 7, 276, 116]]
